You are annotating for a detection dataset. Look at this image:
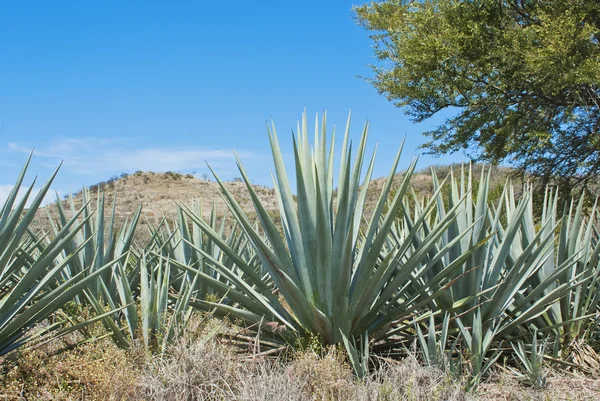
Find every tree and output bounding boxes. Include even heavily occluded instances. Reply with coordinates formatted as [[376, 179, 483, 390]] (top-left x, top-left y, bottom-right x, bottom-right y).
[[356, 0, 600, 192]]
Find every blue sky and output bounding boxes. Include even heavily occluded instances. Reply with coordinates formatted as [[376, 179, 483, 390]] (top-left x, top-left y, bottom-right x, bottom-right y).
[[0, 1, 463, 203]]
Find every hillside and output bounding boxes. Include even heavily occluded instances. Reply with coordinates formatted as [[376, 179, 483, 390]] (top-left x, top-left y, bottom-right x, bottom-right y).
[[32, 171, 280, 234], [33, 165, 516, 235], [363, 163, 516, 216]]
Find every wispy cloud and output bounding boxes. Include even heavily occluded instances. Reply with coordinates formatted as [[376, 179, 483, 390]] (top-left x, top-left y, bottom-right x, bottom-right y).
[[8, 137, 258, 176]]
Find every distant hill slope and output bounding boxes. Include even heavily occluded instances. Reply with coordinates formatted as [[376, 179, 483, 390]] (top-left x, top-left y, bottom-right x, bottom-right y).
[[33, 165, 516, 235], [364, 164, 516, 214], [33, 171, 280, 234]]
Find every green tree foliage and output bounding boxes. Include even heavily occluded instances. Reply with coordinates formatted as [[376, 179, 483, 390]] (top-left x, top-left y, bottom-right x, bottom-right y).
[[355, 0, 600, 192]]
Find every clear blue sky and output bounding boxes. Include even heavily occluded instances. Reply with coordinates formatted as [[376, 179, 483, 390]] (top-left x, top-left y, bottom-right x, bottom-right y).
[[0, 1, 462, 202]]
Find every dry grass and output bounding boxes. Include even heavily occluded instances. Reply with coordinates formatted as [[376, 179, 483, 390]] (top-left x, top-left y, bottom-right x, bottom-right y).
[[3, 329, 600, 401], [476, 369, 600, 401], [140, 339, 240, 400], [0, 338, 142, 400], [138, 339, 468, 401]]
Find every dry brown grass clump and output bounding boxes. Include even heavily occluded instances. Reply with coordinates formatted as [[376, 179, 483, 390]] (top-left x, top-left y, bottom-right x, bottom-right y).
[[363, 357, 468, 401], [0, 338, 142, 401], [140, 338, 240, 400], [137, 339, 469, 401]]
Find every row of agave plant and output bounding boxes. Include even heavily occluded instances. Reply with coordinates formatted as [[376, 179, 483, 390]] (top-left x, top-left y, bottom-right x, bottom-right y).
[[1, 111, 599, 390]]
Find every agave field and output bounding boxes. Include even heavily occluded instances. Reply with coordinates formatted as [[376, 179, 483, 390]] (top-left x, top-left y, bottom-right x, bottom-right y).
[[2, 111, 600, 392]]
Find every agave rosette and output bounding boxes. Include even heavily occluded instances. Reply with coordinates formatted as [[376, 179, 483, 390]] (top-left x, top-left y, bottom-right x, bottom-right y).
[[178, 111, 480, 352]]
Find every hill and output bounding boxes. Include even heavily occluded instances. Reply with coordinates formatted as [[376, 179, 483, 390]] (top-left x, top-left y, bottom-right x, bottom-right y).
[[32, 171, 280, 235], [32, 165, 517, 235]]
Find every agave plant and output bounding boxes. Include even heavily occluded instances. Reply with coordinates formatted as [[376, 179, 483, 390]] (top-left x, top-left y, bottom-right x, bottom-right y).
[[510, 330, 548, 388], [395, 171, 580, 333], [426, 168, 570, 322], [76, 245, 202, 353], [177, 111, 480, 361], [456, 309, 502, 390], [530, 190, 600, 359], [138, 251, 199, 353], [117, 201, 247, 353], [33, 188, 145, 347], [38, 186, 196, 353], [0, 156, 122, 356], [414, 313, 460, 373], [78, 200, 245, 352], [383, 163, 600, 387]]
